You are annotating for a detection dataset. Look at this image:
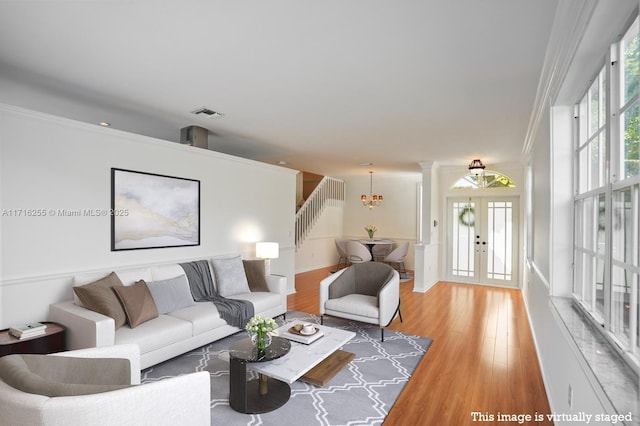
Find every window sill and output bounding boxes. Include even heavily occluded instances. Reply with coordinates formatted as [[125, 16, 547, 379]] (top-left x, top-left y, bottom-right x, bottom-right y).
[[550, 297, 639, 424]]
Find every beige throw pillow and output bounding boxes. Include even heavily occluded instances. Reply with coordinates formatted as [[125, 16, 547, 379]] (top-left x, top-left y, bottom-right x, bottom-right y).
[[242, 259, 270, 292], [112, 280, 159, 328], [72, 272, 127, 328]]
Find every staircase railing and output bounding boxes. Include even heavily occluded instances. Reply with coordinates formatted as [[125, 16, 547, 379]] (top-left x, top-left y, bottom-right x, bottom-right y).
[[295, 176, 345, 248]]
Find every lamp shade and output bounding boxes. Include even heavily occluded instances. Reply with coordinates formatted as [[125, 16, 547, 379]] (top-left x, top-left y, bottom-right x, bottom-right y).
[[256, 242, 279, 259]]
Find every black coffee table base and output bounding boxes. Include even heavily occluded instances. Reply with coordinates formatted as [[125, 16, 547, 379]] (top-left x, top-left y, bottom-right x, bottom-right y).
[[229, 358, 291, 414]]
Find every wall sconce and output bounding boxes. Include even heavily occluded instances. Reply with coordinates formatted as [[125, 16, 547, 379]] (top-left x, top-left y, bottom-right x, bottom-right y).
[[256, 242, 279, 275]]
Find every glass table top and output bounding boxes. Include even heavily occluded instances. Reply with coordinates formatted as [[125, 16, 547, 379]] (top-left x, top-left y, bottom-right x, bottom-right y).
[[229, 336, 291, 363]]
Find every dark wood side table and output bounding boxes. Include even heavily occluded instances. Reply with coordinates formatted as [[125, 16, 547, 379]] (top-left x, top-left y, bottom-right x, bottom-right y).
[[228, 336, 291, 414], [0, 322, 66, 357]]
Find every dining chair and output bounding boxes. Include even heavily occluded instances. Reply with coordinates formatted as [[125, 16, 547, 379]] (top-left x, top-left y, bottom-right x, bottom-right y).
[[334, 238, 349, 270], [383, 241, 409, 278], [372, 243, 393, 262], [346, 240, 372, 263]]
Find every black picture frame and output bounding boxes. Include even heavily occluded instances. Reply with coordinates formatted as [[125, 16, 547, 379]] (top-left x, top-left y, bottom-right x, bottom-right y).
[[111, 168, 200, 251]]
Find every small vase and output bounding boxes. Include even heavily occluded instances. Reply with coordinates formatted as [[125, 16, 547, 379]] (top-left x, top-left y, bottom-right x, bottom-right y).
[[367, 231, 375, 240], [250, 332, 272, 350]]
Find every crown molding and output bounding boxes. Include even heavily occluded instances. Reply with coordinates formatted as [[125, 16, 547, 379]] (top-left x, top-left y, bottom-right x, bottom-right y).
[[521, 0, 598, 160]]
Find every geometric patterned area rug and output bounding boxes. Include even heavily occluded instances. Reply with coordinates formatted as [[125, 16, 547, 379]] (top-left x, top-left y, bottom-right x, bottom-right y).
[[142, 311, 432, 426]]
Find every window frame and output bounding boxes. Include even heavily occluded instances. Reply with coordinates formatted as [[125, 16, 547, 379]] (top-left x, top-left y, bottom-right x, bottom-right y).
[[573, 16, 640, 372]]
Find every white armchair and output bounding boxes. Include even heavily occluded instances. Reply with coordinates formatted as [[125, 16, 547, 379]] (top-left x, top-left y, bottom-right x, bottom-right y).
[[0, 344, 210, 426], [319, 262, 402, 341]]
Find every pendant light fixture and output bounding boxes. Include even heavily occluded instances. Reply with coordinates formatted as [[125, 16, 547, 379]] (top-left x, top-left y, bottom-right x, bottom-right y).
[[468, 159, 485, 173], [468, 159, 487, 187], [361, 171, 383, 209]]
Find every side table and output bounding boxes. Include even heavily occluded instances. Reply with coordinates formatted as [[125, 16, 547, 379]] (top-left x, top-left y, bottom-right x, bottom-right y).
[[0, 322, 66, 357], [228, 336, 291, 414]]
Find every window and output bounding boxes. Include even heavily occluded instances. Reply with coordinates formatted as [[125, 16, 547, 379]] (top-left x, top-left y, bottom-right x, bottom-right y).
[[576, 68, 607, 193], [452, 170, 516, 189], [573, 17, 640, 368], [621, 20, 640, 179]]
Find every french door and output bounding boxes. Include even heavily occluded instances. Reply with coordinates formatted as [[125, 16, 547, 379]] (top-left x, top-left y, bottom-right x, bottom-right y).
[[447, 196, 519, 287]]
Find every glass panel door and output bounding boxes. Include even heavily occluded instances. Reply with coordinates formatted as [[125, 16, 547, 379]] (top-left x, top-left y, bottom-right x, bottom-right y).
[[447, 197, 519, 287], [450, 199, 476, 278], [486, 200, 514, 282]]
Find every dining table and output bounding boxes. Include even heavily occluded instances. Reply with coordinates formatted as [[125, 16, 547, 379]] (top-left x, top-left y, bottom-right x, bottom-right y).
[[355, 239, 394, 258]]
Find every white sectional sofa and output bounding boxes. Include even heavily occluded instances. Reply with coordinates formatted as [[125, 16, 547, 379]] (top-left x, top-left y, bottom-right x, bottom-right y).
[[49, 257, 287, 369]]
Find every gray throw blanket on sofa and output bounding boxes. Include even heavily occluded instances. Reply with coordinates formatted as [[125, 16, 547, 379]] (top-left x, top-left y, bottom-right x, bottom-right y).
[[179, 260, 254, 329]]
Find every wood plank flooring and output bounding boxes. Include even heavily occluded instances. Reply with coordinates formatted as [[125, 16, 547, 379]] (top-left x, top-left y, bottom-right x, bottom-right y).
[[288, 266, 553, 426]]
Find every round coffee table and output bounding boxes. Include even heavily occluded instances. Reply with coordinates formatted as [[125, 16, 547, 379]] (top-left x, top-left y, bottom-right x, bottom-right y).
[[228, 336, 291, 414]]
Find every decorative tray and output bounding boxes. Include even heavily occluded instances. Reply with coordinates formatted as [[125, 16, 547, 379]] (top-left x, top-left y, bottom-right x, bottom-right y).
[[288, 325, 320, 336]]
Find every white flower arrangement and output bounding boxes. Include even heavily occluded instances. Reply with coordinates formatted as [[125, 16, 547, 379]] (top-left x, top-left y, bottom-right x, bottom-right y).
[[245, 315, 278, 337], [364, 224, 377, 239]]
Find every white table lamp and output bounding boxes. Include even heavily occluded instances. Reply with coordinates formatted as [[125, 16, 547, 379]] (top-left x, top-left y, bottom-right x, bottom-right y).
[[256, 242, 279, 275]]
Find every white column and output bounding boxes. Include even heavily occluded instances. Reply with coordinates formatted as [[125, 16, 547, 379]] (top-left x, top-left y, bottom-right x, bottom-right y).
[[414, 161, 440, 293]]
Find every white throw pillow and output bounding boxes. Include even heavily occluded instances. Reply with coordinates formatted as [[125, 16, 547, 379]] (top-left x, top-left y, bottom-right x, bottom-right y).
[[211, 256, 250, 297]]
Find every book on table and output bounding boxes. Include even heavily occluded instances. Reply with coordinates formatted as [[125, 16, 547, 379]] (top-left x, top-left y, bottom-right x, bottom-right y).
[[9, 322, 47, 339], [10, 328, 47, 339]]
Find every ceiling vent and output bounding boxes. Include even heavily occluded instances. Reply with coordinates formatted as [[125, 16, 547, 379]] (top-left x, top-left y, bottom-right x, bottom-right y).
[[191, 107, 223, 118], [180, 125, 208, 149]]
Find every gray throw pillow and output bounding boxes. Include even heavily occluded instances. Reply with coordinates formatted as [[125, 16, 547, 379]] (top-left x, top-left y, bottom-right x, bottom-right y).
[[212, 256, 250, 297], [145, 275, 196, 314]]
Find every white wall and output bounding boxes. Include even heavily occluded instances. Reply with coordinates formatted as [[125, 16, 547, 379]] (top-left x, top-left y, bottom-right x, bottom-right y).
[[531, 127, 551, 280], [0, 104, 297, 328], [524, 265, 615, 419], [295, 204, 344, 273], [293, 171, 421, 280], [524, 103, 615, 423]]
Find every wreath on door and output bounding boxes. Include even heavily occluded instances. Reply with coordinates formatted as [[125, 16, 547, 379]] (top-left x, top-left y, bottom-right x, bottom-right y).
[[459, 205, 475, 227]]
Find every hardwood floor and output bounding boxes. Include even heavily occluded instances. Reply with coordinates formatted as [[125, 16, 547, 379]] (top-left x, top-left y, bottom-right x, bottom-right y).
[[288, 266, 553, 426]]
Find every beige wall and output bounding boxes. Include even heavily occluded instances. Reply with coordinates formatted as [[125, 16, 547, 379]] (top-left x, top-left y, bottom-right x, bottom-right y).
[[294, 172, 421, 275]]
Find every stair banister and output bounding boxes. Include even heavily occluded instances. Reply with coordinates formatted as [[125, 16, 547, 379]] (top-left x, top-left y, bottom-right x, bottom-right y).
[[295, 176, 345, 248]]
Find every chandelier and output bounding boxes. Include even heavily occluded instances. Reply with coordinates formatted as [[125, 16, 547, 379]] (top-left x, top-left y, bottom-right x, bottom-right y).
[[361, 171, 383, 209]]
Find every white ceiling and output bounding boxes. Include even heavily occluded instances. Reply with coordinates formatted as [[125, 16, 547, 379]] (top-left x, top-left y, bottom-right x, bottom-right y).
[[0, 0, 560, 176]]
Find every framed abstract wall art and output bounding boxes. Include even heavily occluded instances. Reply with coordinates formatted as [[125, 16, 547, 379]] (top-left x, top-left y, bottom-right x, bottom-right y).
[[111, 168, 200, 251]]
